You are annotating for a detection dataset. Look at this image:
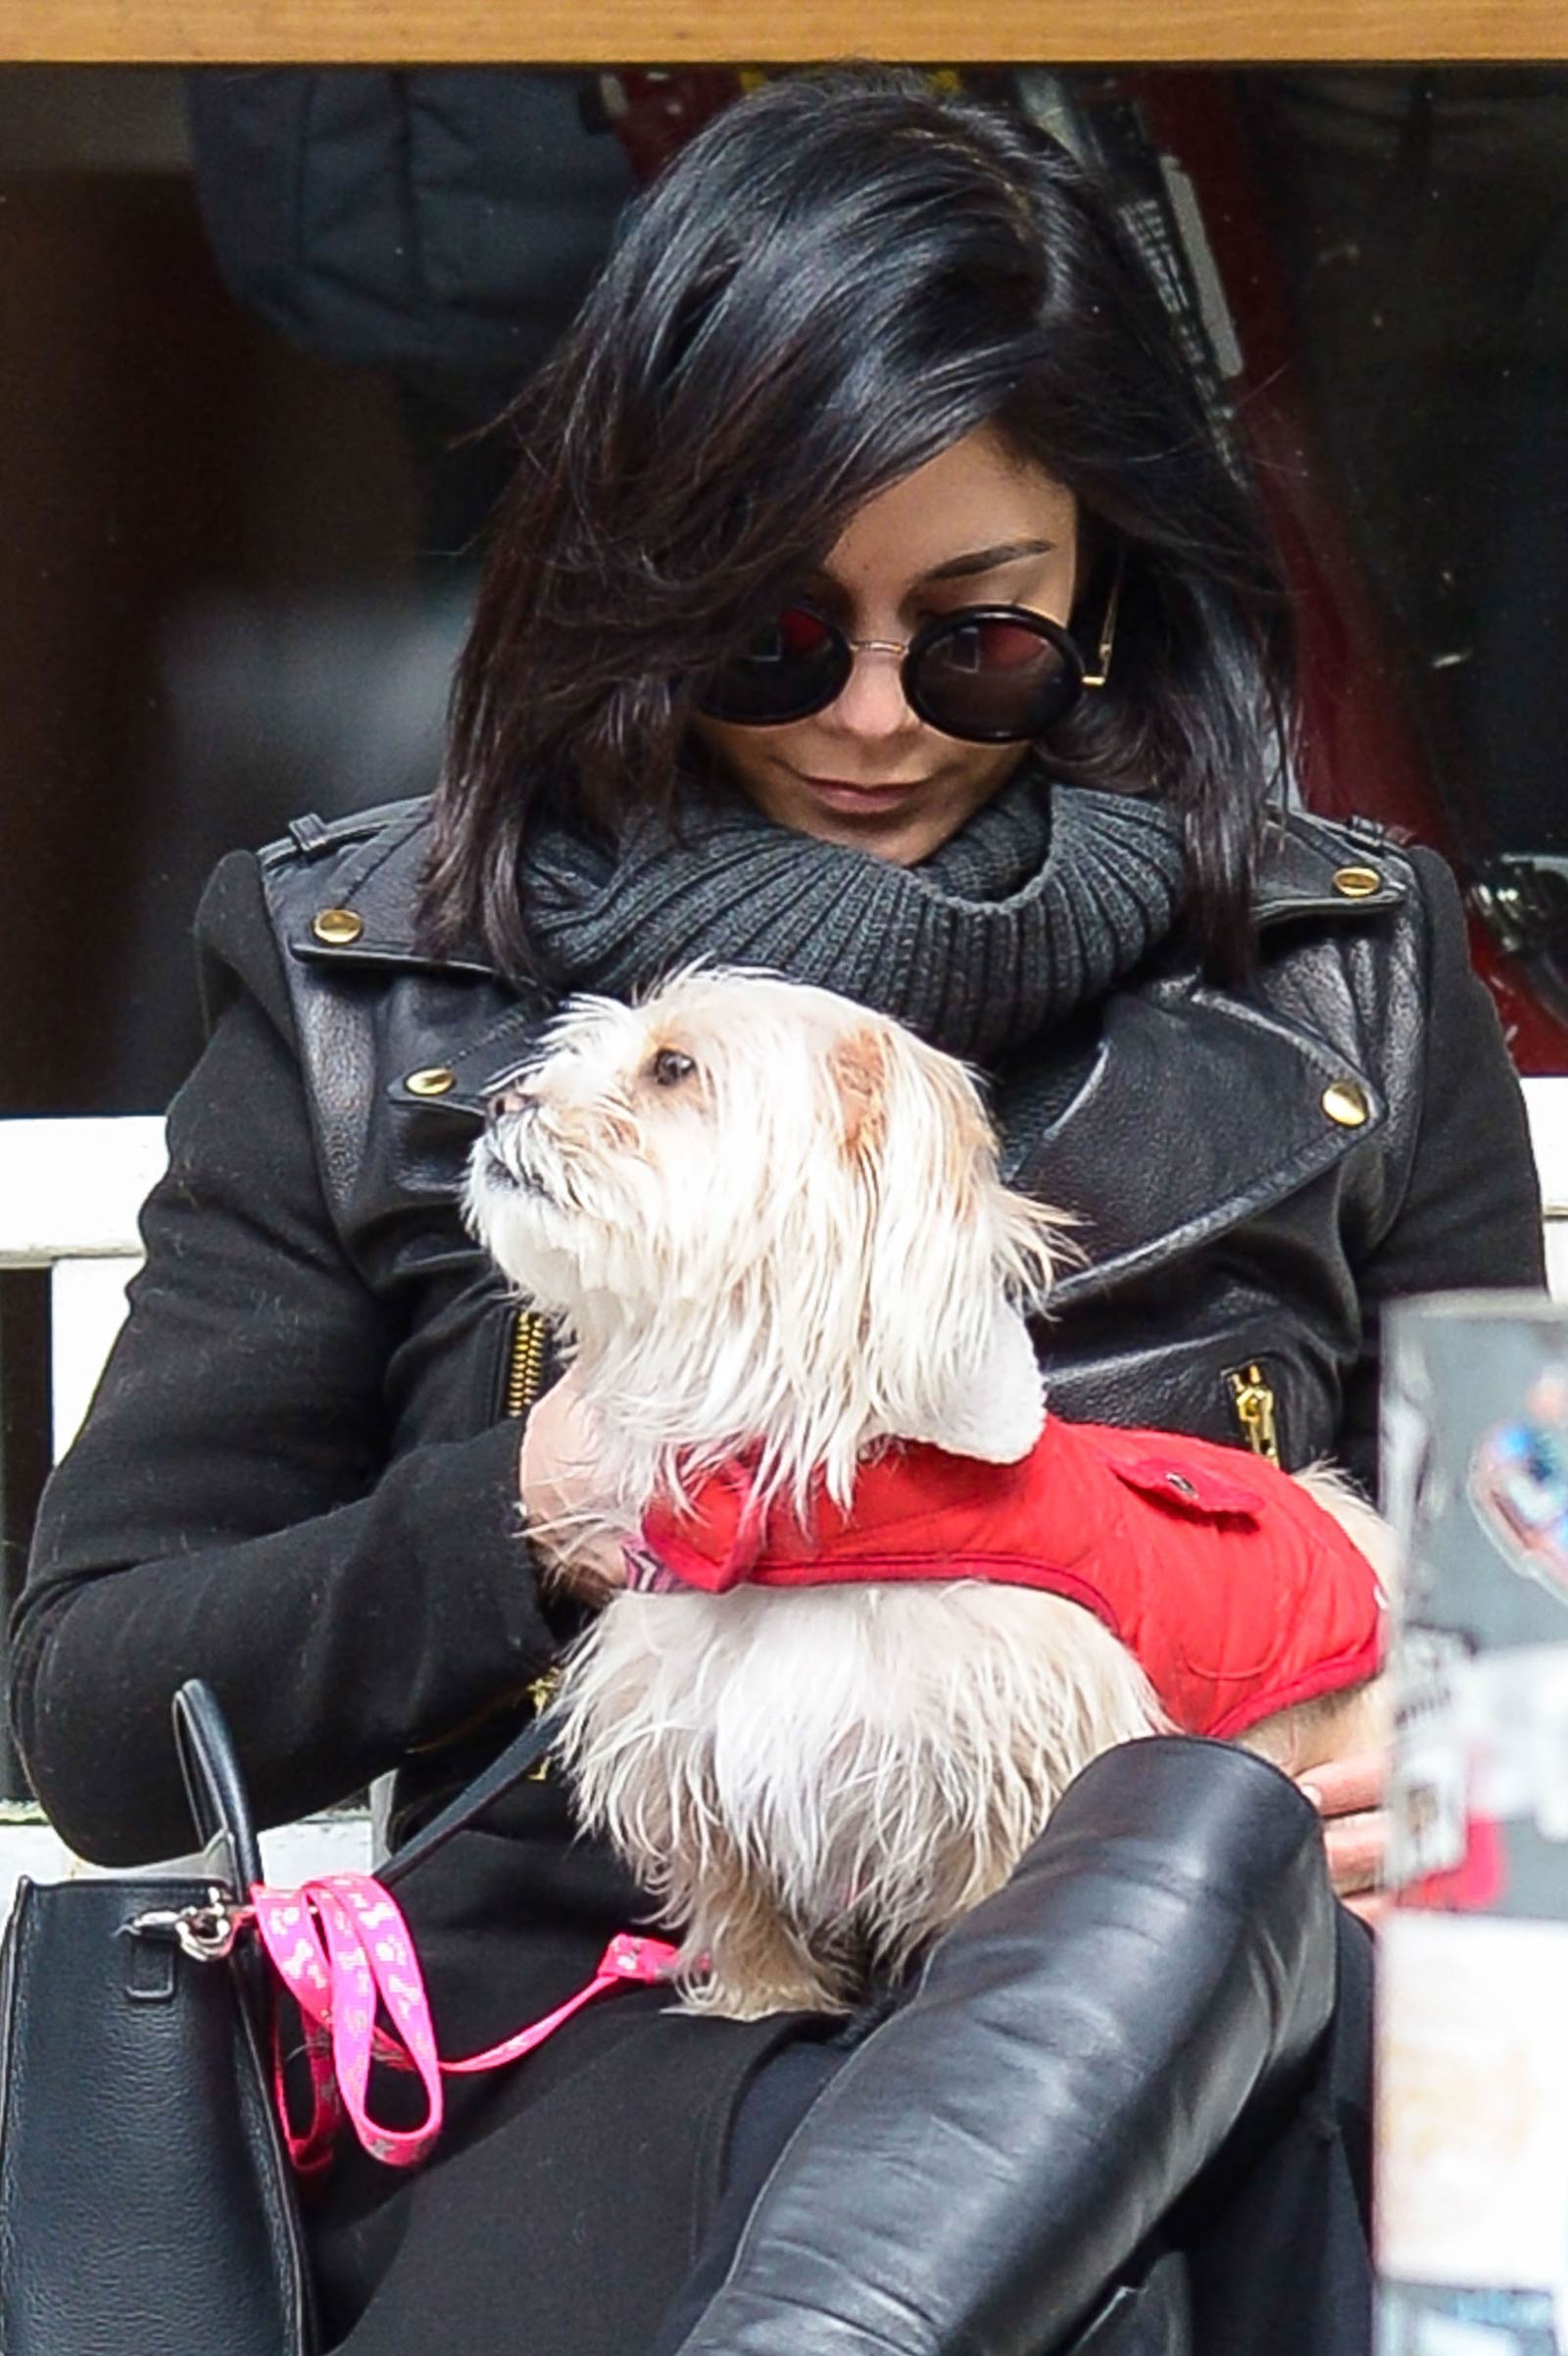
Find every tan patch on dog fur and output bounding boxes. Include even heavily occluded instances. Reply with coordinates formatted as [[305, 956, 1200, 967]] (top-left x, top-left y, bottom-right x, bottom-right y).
[[828, 1027, 890, 1160], [910, 1048, 992, 1218]]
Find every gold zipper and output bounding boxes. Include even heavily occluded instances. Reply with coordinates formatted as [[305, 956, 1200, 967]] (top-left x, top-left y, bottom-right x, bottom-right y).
[[523, 1669, 562, 1780], [1227, 1363, 1282, 1465], [505, 1308, 550, 1419], [507, 1311, 556, 1777]]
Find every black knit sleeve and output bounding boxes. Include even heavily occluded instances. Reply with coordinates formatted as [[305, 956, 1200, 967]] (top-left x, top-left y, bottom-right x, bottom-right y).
[[10, 854, 558, 1865]]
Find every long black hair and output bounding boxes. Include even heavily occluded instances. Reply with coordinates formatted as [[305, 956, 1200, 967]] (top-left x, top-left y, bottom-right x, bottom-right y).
[[423, 68, 1295, 976]]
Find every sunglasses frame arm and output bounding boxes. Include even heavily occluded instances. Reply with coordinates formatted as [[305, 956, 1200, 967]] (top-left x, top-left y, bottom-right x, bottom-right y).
[[1078, 563, 1121, 693]]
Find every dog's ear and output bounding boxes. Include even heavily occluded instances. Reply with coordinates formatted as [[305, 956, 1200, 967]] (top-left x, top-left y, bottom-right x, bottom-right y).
[[899, 1301, 1046, 1463], [832, 1018, 1059, 1465]]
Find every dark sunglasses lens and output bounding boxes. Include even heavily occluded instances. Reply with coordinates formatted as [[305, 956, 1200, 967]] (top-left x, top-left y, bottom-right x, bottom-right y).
[[909, 614, 1082, 742], [697, 607, 851, 725]]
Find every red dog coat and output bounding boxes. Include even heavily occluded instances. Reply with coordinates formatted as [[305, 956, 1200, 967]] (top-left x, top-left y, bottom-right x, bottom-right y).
[[641, 1419, 1383, 1741]]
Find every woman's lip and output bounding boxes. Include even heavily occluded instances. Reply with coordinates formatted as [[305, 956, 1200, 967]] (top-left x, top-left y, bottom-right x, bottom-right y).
[[793, 774, 928, 810]]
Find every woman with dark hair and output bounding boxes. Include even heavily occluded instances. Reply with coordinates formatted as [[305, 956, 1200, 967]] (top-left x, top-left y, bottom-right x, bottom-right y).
[[426, 73, 1281, 976], [13, 67, 1542, 2356]]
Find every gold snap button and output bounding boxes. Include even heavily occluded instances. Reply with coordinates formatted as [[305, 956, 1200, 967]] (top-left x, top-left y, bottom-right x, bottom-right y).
[[406, 1066, 457, 1099], [1332, 866, 1382, 900], [312, 907, 364, 946], [1322, 1080, 1370, 1128]]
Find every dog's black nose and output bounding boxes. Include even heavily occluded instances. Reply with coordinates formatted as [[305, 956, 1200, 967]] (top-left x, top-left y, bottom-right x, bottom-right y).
[[485, 1084, 533, 1129]]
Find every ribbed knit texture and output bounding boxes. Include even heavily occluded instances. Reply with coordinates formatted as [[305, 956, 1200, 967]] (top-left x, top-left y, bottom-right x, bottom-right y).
[[520, 767, 1187, 1062]]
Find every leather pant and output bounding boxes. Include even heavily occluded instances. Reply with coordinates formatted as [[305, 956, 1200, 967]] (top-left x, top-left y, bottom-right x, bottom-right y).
[[654, 1738, 1356, 2356]]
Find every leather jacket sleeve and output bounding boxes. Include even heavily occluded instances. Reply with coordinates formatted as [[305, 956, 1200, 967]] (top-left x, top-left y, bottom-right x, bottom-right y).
[[10, 859, 558, 1866], [1335, 844, 1544, 1489]]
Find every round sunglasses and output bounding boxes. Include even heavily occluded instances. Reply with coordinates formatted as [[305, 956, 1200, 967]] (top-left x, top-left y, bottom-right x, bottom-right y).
[[695, 600, 1106, 744]]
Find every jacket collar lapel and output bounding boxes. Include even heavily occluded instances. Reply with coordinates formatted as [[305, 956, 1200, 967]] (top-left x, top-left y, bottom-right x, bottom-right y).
[[1007, 971, 1384, 1309], [1006, 818, 1406, 1307]]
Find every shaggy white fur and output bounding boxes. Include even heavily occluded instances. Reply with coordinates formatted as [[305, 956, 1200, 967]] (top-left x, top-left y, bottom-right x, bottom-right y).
[[466, 966, 1380, 2018], [551, 1581, 1159, 2014]]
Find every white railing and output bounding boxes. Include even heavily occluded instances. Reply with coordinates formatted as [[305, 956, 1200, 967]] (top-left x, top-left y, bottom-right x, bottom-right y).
[[9, 1088, 1567, 1439], [0, 1113, 368, 1914], [0, 1114, 168, 1455]]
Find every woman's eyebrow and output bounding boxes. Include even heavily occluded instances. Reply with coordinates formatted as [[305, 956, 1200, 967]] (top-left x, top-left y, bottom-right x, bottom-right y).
[[920, 538, 1055, 583], [805, 537, 1055, 597]]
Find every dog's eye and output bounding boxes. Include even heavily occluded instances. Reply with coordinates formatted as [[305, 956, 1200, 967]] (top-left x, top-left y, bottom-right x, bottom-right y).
[[649, 1049, 698, 1089]]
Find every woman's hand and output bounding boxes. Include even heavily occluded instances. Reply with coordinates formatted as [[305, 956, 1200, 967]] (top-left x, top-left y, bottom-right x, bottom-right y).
[[1298, 1750, 1391, 1928], [518, 1368, 626, 1602]]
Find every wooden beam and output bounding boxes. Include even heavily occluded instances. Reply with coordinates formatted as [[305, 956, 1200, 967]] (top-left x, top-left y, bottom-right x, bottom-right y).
[[4, 1, 1568, 67]]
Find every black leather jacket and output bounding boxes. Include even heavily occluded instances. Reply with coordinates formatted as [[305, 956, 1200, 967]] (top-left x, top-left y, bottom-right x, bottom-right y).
[[10, 793, 1542, 2356], [15, 795, 1543, 1866], [252, 792, 1542, 1487]]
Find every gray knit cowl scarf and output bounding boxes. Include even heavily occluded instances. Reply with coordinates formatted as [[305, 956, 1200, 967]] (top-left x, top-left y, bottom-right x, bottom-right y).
[[518, 767, 1188, 1066]]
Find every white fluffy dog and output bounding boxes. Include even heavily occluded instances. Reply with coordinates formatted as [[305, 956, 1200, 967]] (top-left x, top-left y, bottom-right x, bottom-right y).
[[466, 968, 1386, 2019]]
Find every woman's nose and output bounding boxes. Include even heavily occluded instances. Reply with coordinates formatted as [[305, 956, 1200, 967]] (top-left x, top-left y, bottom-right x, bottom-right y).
[[822, 644, 921, 742]]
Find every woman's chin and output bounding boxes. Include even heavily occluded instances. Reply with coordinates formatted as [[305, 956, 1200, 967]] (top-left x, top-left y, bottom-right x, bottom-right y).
[[746, 778, 990, 865], [728, 754, 1027, 865]]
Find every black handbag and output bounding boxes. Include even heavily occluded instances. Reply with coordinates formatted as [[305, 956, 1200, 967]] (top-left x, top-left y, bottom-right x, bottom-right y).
[[0, 1681, 313, 2355], [0, 1676, 558, 2356]]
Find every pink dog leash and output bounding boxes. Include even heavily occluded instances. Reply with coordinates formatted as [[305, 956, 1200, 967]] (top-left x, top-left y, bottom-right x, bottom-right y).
[[250, 1873, 678, 2171]]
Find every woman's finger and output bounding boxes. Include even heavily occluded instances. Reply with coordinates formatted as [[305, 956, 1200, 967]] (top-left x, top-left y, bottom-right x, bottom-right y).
[[1320, 1808, 1385, 1895], [1298, 1747, 1387, 1820], [516, 1373, 624, 1595], [519, 1374, 601, 1506]]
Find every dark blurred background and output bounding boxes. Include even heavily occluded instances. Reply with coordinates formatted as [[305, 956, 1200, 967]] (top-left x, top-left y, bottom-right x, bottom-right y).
[[6, 63, 1568, 1114]]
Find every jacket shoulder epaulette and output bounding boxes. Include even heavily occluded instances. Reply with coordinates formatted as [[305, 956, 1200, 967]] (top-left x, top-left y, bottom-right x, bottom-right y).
[[1252, 805, 1414, 929], [259, 795, 430, 873]]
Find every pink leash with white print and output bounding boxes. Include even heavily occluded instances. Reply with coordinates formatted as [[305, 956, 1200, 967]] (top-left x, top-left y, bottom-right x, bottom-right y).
[[250, 1874, 678, 2172]]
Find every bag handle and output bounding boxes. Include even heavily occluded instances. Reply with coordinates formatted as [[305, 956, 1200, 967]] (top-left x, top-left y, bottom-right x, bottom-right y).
[[168, 1679, 555, 1898], [172, 1677, 267, 1894]]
